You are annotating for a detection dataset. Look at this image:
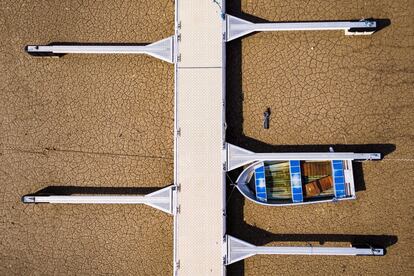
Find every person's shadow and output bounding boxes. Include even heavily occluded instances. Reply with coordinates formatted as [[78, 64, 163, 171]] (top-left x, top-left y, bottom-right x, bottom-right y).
[[225, 2, 393, 275]]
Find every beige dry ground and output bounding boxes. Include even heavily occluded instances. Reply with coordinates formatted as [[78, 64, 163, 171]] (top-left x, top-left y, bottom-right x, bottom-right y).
[[0, 0, 413, 276], [0, 1, 175, 275]]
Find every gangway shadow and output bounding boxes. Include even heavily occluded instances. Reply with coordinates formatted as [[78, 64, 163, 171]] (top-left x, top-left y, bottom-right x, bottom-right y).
[[226, 2, 393, 275], [25, 42, 149, 57], [22, 185, 169, 197], [226, 185, 398, 249]]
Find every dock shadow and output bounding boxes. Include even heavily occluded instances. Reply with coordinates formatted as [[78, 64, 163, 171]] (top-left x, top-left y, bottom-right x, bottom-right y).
[[226, 2, 393, 275]]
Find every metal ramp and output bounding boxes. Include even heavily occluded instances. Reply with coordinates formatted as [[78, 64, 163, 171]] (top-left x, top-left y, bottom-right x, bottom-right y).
[[23, 186, 175, 215], [226, 143, 381, 171], [225, 235, 384, 265], [226, 15, 377, 41], [26, 36, 174, 63]]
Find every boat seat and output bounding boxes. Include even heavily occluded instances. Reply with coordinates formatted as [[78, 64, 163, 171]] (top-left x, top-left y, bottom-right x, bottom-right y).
[[254, 164, 267, 202], [332, 160, 346, 198], [304, 176, 333, 198], [289, 160, 303, 202]]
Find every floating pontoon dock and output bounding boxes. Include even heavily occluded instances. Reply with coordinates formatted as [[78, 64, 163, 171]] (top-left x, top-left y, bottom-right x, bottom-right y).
[[173, 0, 226, 274], [23, 1, 384, 275]]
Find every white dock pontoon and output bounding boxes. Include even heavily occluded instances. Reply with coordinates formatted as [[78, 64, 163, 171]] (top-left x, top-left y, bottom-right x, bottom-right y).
[[23, 1, 384, 275], [173, 1, 226, 273]]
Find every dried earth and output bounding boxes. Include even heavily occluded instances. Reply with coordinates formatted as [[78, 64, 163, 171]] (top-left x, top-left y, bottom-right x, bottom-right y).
[[1, 0, 413, 275]]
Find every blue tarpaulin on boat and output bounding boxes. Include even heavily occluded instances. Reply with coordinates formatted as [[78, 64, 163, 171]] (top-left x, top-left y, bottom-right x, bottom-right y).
[[289, 160, 303, 202], [332, 160, 346, 198], [255, 164, 267, 202]]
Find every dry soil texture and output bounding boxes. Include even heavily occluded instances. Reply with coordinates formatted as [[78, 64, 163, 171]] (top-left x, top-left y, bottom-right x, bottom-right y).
[[1, 1, 175, 275], [226, 0, 414, 275], [1, 0, 413, 276]]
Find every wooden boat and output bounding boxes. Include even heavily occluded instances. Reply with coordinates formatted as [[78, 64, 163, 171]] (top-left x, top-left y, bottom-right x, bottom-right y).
[[235, 159, 356, 206]]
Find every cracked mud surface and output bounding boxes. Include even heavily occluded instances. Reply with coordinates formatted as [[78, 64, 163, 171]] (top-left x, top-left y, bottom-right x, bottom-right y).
[[226, 0, 413, 275], [1, 1, 174, 275], [1, 0, 413, 275]]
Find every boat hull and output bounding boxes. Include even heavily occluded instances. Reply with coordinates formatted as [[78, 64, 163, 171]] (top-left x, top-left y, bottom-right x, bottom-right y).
[[235, 160, 356, 206]]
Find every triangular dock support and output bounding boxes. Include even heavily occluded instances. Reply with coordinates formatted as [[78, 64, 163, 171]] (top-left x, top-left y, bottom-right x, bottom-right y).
[[22, 186, 175, 215], [226, 15, 377, 41], [225, 235, 384, 265], [226, 143, 381, 171], [26, 36, 174, 63]]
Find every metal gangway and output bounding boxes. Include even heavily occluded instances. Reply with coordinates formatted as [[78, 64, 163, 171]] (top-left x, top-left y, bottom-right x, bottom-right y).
[[24, 1, 383, 275]]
